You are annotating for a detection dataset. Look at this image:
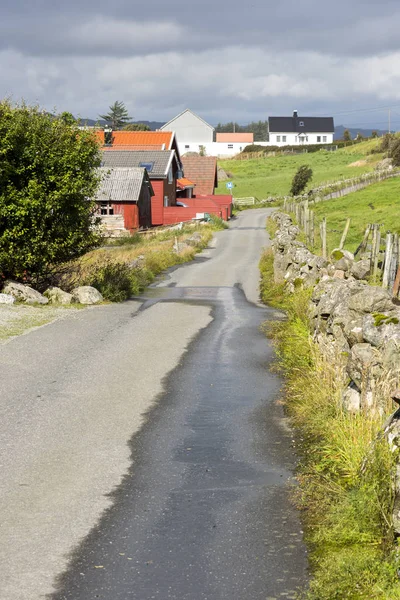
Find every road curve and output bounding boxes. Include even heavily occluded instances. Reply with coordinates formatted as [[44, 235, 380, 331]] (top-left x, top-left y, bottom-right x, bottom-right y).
[[0, 209, 308, 600]]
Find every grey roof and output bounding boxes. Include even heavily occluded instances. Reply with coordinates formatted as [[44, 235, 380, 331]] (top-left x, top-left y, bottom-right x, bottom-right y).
[[269, 116, 334, 134], [96, 167, 149, 202], [101, 150, 175, 177]]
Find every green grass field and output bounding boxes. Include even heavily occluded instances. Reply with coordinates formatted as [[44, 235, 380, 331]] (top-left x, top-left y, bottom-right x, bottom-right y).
[[311, 176, 400, 253], [216, 143, 383, 199]]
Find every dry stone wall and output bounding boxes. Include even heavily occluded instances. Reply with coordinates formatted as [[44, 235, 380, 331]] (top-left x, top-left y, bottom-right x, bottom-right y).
[[271, 211, 400, 531]]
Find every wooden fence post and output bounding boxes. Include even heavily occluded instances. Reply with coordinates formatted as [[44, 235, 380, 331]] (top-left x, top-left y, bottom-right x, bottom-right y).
[[355, 224, 371, 257], [370, 224, 377, 270], [320, 217, 327, 259], [339, 218, 351, 250], [373, 228, 381, 280], [389, 233, 399, 291], [310, 210, 315, 247], [382, 233, 393, 288]]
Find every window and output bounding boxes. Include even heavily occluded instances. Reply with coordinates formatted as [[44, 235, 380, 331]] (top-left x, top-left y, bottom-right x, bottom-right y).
[[185, 145, 190, 149], [317, 136, 321, 143], [100, 202, 114, 216], [276, 135, 281, 142], [323, 136, 327, 143], [282, 136, 287, 143], [139, 161, 154, 172], [164, 196, 169, 207], [299, 121, 304, 127], [228, 144, 234, 149], [168, 167, 173, 184]]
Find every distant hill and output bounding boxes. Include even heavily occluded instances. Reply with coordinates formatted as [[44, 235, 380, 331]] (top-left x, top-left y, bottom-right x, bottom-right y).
[[77, 118, 165, 130], [334, 125, 388, 141]]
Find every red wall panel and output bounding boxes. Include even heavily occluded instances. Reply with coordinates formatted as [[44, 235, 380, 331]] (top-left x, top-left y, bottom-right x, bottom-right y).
[[150, 180, 164, 226]]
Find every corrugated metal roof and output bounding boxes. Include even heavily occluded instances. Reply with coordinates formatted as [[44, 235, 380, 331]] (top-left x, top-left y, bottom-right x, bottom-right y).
[[96, 167, 148, 202], [101, 150, 175, 178]]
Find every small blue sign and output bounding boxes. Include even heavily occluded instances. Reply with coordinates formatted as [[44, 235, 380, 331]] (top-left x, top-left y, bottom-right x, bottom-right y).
[[226, 182, 233, 189]]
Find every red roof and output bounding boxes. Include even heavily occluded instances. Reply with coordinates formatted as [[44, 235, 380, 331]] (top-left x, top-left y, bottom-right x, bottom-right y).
[[177, 177, 195, 190], [216, 133, 254, 143], [181, 156, 218, 195], [95, 131, 174, 149]]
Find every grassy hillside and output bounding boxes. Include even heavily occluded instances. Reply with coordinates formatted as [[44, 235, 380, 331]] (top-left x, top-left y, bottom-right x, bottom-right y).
[[217, 148, 381, 199], [311, 176, 400, 253]]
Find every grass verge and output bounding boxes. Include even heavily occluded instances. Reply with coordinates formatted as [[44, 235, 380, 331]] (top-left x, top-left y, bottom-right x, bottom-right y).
[[260, 247, 400, 599], [216, 148, 380, 199], [57, 223, 221, 301]]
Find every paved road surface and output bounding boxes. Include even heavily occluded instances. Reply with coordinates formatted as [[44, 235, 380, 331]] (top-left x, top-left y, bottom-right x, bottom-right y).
[[0, 209, 308, 600]]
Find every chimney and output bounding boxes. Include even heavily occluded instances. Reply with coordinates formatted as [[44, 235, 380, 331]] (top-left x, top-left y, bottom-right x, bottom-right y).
[[104, 126, 113, 146], [293, 110, 298, 118]]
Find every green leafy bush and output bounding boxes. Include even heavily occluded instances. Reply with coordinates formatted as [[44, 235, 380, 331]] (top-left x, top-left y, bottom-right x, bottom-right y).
[[0, 101, 102, 282]]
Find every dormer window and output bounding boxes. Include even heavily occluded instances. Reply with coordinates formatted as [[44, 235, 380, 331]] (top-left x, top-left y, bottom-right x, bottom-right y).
[[299, 121, 304, 127]]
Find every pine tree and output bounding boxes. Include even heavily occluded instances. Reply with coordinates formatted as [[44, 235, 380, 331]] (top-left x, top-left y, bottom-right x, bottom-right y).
[[99, 101, 132, 130]]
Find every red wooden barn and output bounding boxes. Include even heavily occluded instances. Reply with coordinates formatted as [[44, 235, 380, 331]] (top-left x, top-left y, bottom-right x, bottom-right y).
[[102, 150, 181, 226], [96, 167, 153, 235]]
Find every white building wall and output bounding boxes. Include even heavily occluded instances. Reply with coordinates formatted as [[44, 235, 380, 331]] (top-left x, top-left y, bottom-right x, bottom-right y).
[[161, 111, 214, 144], [179, 141, 250, 158], [268, 133, 334, 146]]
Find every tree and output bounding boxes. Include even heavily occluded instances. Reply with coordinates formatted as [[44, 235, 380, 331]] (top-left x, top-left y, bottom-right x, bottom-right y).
[[371, 130, 378, 138], [290, 165, 313, 196], [99, 101, 132, 129], [122, 123, 150, 131], [389, 138, 400, 166], [0, 101, 102, 282], [343, 129, 351, 142]]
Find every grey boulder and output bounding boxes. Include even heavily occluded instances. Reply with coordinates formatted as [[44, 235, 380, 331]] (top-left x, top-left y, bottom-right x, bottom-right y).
[[44, 287, 73, 305], [71, 286, 103, 305], [3, 281, 49, 305], [351, 259, 371, 280], [0, 293, 15, 305], [347, 287, 395, 314]]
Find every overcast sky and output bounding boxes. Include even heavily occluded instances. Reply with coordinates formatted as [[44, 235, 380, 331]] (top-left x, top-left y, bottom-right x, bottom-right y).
[[1, 0, 400, 128]]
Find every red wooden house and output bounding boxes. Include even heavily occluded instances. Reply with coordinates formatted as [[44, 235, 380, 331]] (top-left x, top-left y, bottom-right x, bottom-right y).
[[96, 167, 153, 235], [102, 150, 181, 226]]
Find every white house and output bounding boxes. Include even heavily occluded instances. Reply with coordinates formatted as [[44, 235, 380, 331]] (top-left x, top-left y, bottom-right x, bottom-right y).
[[160, 109, 214, 145], [268, 111, 334, 146]]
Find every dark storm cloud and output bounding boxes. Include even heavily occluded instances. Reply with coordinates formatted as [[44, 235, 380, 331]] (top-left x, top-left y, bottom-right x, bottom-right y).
[[1, 0, 400, 125]]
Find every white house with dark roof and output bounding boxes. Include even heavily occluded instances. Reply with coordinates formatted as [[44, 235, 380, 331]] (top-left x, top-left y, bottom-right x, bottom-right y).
[[268, 111, 334, 146]]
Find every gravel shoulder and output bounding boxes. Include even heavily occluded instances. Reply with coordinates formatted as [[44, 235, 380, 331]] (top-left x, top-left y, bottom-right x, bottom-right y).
[[0, 304, 82, 344]]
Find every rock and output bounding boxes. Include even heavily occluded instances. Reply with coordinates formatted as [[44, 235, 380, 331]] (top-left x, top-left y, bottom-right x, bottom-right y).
[[0, 293, 15, 304], [333, 269, 346, 279], [3, 281, 48, 305], [128, 254, 146, 269], [342, 384, 361, 413], [347, 343, 382, 389], [44, 287, 73, 305], [347, 287, 395, 314], [71, 286, 103, 305], [335, 257, 353, 272], [351, 259, 371, 280], [362, 314, 400, 347]]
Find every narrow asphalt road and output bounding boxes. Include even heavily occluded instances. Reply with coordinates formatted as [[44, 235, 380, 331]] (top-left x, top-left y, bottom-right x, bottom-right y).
[[0, 209, 308, 600]]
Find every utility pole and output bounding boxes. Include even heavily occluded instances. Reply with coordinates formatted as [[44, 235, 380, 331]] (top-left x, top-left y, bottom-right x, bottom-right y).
[[389, 108, 391, 134]]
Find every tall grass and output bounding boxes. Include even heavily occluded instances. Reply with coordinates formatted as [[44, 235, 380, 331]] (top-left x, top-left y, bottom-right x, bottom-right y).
[[260, 249, 400, 599], [57, 225, 216, 300]]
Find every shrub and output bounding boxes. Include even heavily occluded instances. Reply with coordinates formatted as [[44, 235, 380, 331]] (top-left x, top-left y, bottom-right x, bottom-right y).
[[290, 164, 313, 195], [0, 101, 102, 282], [85, 260, 134, 302]]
